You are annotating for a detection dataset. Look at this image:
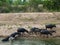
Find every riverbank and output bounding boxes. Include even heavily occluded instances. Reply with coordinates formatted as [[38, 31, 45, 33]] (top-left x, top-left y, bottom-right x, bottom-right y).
[[0, 12, 60, 38]]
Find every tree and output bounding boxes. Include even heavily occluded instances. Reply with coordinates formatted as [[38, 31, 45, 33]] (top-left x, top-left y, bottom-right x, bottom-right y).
[[26, 0, 43, 12], [43, 0, 60, 11]]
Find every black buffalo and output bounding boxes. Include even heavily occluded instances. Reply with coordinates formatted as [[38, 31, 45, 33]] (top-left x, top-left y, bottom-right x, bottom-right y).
[[2, 32, 20, 42], [49, 30, 56, 33], [17, 28, 29, 34], [40, 29, 56, 38], [2, 36, 10, 42], [45, 24, 56, 29], [30, 27, 41, 34]]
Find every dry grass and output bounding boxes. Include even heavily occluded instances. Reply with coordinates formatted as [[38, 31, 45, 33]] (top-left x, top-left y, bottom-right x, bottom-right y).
[[0, 12, 60, 37]]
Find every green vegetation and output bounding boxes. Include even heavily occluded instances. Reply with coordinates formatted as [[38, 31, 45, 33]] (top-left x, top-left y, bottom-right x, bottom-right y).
[[42, 38, 60, 45], [0, 0, 60, 13]]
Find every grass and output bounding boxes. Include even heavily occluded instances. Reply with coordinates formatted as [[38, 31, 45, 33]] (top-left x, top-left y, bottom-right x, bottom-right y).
[[0, 23, 6, 26], [28, 26, 32, 28], [56, 18, 60, 20], [8, 27, 13, 29]]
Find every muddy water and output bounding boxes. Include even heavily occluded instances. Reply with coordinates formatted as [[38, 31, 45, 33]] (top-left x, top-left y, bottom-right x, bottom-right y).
[[0, 38, 60, 45]]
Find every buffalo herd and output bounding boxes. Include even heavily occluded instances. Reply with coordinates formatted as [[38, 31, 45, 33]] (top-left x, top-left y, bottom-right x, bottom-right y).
[[2, 24, 56, 42]]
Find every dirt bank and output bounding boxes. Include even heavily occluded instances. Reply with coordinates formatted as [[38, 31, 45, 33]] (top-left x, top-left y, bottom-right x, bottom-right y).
[[0, 12, 60, 37]]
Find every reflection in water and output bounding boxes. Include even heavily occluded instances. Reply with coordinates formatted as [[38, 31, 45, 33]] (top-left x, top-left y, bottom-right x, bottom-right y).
[[0, 38, 60, 45], [44, 39, 60, 45], [10, 39, 44, 45]]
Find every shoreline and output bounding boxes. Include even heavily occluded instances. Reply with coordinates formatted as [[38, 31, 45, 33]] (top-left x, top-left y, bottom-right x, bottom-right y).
[[0, 34, 60, 39]]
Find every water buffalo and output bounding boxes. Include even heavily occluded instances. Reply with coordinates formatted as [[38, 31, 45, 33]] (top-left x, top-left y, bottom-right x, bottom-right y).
[[9, 32, 21, 38], [17, 28, 29, 34], [30, 27, 41, 34], [2, 32, 20, 42], [49, 30, 56, 33], [45, 24, 56, 29], [2, 36, 10, 42], [40, 29, 56, 38]]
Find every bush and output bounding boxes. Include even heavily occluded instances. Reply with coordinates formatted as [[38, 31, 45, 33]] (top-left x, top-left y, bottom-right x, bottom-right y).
[[0, 7, 11, 13]]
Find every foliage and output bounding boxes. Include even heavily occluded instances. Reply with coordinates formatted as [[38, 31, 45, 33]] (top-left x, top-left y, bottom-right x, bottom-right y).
[[0, 0, 60, 13], [43, 0, 60, 11]]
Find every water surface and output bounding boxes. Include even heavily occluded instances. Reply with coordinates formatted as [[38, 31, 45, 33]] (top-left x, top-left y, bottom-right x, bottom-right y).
[[0, 38, 60, 45]]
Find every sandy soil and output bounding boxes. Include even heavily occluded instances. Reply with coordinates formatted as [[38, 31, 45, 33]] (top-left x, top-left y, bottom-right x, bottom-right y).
[[0, 12, 60, 37]]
